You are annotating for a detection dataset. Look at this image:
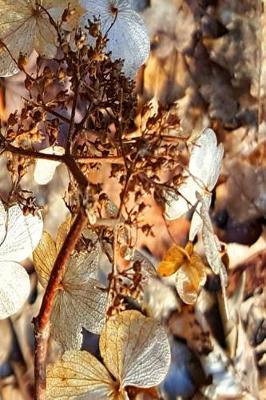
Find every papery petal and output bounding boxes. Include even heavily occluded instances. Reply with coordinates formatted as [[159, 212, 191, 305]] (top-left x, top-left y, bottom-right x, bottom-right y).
[[82, 0, 150, 77], [165, 177, 199, 220], [33, 231, 57, 288], [189, 194, 211, 241], [100, 310, 171, 388], [175, 259, 206, 305], [0, 261, 30, 319], [189, 128, 223, 191], [0, 0, 34, 76], [34, 146, 65, 185], [51, 276, 107, 349], [0, 206, 43, 262], [51, 248, 106, 349], [46, 350, 114, 400], [0, 200, 6, 244]]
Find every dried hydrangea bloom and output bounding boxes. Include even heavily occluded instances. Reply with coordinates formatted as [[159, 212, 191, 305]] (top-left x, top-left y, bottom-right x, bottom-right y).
[[165, 128, 224, 240], [0, 0, 83, 77], [81, 0, 150, 77], [158, 242, 207, 305], [34, 145, 65, 185], [0, 200, 43, 319], [33, 218, 107, 349], [47, 310, 171, 399]]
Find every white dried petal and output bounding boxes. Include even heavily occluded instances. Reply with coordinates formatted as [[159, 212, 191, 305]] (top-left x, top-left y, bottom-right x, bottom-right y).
[[0, 0, 80, 77], [0, 261, 30, 319], [165, 128, 223, 240], [100, 309, 171, 388], [47, 311, 170, 398], [81, 0, 150, 77], [0, 204, 43, 262], [51, 271, 107, 349], [165, 177, 199, 220], [34, 146, 65, 185], [189, 193, 211, 241], [189, 128, 224, 191], [47, 350, 114, 400], [34, 231, 107, 349], [199, 194, 223, 275]]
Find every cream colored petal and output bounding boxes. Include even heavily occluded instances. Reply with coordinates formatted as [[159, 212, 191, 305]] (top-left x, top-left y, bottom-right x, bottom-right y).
[[189, 128, 223, 191], [199, 194, 223, 275], [189, 194, 211, 241], [165, 177, 199, 221], [0, 205, 43, 262], [0, 1, 35, 76], [50, 292, 83, 350], [46, 350, 114, 400], [0, 200, 7, 244], [100, 310, 171, 388], [34, 16, 58, 58], [51, 277, 107, 349], [55, 216, 72, 253], [175, 260, 206, 305], [64, 246, 101, 282], [82, 0, 150, 77], [0, 261, 30, 319], [34, 146, 65, 185], [33, 231, 57, 288]]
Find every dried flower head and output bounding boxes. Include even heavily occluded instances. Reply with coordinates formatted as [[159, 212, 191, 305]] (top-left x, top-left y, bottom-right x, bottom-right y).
[[158, 242, 207, 304]]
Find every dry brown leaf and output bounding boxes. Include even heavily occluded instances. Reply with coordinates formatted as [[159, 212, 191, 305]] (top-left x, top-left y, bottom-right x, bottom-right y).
[[47, 310, 171, 399]]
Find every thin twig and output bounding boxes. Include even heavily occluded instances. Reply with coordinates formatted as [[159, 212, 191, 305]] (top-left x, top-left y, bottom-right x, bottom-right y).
[[34, 209, 88, 400], [65, 81, 80, 154]]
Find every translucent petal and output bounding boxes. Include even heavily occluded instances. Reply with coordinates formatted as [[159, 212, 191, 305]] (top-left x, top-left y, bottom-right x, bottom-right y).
[[175, 257, 207, 305], [55, 216, 72, 253], [0, 201, 6, 244], [51, 273, 107, 349], [82, 0, 150, 77], [34, 222, 107, 349], [189, 194, 211, 241], [0, 205, 43, 262], [0, 261, 30, 319], [33, 231, 57, 288], [46, 350, 114, 400], [34, 146, 65, 185], [158, 245, 186, 277], [189, 128, 223, 191], [0, 0, 79, 77], [100, 310, 171, 388], [165, 177, 199, 220]]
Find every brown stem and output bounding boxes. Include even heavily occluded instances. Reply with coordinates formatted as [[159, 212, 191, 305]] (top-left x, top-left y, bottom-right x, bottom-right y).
[[65, 82, 80, 154], [1, 137, 125, 166], [77, 156, 124, 165], [34, 209, 88, 400]]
